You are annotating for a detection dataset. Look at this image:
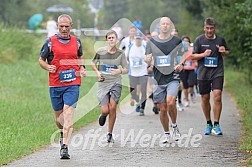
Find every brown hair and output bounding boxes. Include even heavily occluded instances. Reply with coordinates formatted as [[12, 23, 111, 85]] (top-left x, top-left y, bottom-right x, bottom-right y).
[[105, 30, 118, 39], [181, 35, 191, 43]]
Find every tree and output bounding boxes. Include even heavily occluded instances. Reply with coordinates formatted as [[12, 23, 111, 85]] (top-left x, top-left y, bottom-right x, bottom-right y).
[[0, 0, 32, 27]]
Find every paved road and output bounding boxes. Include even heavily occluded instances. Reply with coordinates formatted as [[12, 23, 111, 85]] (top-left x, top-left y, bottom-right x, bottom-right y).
[[6, 89, 246, 167]]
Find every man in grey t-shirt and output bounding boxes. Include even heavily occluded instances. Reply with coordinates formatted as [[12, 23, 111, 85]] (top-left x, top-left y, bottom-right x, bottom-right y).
[[145, 17, 186, 143]]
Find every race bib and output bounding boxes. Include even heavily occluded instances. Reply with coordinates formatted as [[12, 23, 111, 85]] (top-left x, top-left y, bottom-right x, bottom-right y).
[[59, 69, 76, 82], [204, 57, 218, 67], [102, 64, 118, 74], [132, 58, 143, 67], [156, 55, 171, 67]]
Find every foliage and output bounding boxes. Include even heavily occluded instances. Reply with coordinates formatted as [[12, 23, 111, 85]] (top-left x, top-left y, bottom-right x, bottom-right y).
[[174, 9, 203, 41], [99, 0, 186, 34], [182, 0, 203, 20], [99, 0, 128, 29], [0, 0, 31, 27], [0, 0, 94, 29], [0, 24, 40, 63], [127, 0, 164, 33], [183, 0, 252, 84], [234, 0, 252, 83]]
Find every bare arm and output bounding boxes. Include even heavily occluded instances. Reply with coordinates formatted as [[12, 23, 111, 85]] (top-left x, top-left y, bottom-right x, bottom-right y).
[[90, 61, 104, 81], [38, 57, 56, 73], [190, 49, 212, 60], [144, 53, 154, 65]]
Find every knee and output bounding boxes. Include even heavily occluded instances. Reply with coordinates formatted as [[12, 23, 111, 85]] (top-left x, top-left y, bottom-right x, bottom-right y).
[[102, 108, 110, 115], [101, 105, 110, 115], [167, 101, 176, 108], [158, 104, 167, 113], [214, 94, 222, 103], [166, 97, 176, 108], [201, 94, 210, 102], [109, 104, 117, 112]]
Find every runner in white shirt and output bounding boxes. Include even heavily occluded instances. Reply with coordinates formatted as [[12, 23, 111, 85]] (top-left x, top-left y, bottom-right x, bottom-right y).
[[125, 33, 148, 116], [119, 26, 137, 50]]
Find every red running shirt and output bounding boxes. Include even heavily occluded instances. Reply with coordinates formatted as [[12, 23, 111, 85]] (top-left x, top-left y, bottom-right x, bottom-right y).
[[184, 46, 196, 70], [49, 35, 81, 86]]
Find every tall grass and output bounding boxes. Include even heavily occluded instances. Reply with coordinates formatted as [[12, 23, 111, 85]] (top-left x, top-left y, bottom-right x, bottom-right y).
[[225, 68, 252, 165], [0, 24, 40, 62]]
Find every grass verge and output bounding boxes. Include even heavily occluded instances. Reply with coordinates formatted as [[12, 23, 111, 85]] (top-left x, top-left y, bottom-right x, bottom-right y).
[[225, 68, 252, 165]]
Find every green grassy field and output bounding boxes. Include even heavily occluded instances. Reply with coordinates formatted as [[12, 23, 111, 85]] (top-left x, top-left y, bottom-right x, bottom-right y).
[[224, 68, 252, 165]]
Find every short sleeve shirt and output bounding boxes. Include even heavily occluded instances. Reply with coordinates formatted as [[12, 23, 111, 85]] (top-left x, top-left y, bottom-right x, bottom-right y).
[[146, 36, 183, 85], [92, 47, 128, 83], [193, 34, 229, 80]]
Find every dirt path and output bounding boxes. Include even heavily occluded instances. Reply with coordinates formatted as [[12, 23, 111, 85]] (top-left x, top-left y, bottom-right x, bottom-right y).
[[6, 89, 246, 167]]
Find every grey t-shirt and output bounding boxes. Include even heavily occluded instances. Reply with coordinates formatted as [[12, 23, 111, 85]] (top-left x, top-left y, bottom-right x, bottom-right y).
[[92, 47, 128, 84], [146, 36, 183, 85], [193, 34, 229, 80]]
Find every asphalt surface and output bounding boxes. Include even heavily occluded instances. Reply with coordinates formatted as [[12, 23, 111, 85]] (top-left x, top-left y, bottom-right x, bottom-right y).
[[5, 89, 247, 167]]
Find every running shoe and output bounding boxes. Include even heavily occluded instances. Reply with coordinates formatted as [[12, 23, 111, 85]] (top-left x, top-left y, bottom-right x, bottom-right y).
[[177, 102, 184, 111], [107, 133, 114, 143], [152, 106, 160, 114], [171, 125, 181, 141], [60, 145, 70, 159], [139, 109, 144, 116], [135, 104, 140, 112], [212, 124, 223, 135], [98, 114, 107, 126], [184, 99, 190, 107], [162, 133, 171, 143], [204, 124, 213, 135]]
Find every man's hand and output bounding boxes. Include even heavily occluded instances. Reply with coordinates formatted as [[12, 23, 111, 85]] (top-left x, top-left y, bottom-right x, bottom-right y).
[[203, 49, 212, 57], [174, 64, 184, 73], [110, 68, 121, 75], [80, 66, 87, 77], [145, 53, 153, 64], [48, 65, 56, 73]]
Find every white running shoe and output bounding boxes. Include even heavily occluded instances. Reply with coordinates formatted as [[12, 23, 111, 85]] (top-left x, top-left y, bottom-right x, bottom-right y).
[[162, 133, 171, 143], [177, 102, 184, 111], [171, 125, 181, 141], [184, 99, 190, 107]]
